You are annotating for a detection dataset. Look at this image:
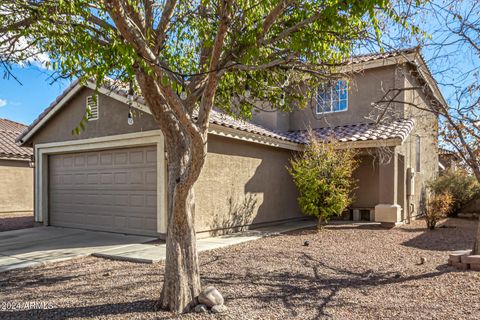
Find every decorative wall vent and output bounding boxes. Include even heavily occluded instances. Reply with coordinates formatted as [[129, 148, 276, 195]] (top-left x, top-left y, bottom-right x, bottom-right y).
[[86, 95, 99, 121]]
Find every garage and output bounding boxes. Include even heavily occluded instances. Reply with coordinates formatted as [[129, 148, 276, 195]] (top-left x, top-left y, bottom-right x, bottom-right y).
[[48, 146, 158, 236]]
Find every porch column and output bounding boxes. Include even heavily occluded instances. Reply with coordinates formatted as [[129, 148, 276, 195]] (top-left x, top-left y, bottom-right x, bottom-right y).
[[375, 149, 402, 226]]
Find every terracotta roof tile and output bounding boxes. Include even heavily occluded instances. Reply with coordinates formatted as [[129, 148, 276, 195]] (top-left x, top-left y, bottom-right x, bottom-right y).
[[0, 119, 32, 160], [346, 48, 417, 65], [17, 72, 414, 148], [283, 120, 415, 144]]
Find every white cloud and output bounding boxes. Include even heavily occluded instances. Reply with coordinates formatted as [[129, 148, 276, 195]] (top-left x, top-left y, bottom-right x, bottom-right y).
[[0, 99, 6, 107]]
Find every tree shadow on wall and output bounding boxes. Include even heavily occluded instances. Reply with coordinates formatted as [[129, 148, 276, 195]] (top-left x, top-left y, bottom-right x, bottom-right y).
[[208, 193, 258, 236]]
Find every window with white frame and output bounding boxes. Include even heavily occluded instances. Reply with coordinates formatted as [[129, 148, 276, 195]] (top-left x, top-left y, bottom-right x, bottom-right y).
[[86, 95, 99, 121], [316, 80, 348, 114]]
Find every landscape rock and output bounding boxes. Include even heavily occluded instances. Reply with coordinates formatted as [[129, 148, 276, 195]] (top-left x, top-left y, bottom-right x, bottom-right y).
[[211, 304, 228, 314], [198, 286, 224, 307], [194, 304, 208, 313]]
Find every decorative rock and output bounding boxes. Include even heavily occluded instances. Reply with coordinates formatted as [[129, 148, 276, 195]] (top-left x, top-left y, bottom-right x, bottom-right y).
[[198, 286, 224, 307], [211, 304, 228, 314], [194, 304, 208, 313], [304, 240, 310, 247], [419, 257, 427, 265]]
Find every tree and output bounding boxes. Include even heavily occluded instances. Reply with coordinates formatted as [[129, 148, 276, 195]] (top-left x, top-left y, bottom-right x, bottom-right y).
[[421, 0, 480, 254], [371, 0, 480, 254], [289, 132, 358, 229], [0, 0, 414, 312]]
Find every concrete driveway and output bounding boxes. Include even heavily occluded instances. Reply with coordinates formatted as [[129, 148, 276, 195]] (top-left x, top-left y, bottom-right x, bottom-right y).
[[0, 227, 155, 272]]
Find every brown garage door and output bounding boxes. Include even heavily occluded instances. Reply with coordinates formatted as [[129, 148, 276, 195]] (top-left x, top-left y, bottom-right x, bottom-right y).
[[49, 146, 157, 236]]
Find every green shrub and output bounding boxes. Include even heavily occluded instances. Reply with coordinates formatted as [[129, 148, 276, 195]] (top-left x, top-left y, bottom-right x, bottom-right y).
[[288, 132, 358, 229], [428, 169, 480, 216]]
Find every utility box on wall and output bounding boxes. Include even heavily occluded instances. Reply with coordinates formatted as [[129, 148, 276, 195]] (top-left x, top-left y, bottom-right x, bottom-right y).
[[407, 167, 416, 196]]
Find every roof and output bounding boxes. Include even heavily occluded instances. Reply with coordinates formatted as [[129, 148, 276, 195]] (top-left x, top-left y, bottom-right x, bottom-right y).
[[284, 120, 414, 144], [347, 47, 418, 65], [17, 48, 429, 148], [0, 119, 32, 160]]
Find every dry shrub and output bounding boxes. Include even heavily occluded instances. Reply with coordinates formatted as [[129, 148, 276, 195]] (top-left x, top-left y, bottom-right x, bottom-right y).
[[425, 192, 454, 230]]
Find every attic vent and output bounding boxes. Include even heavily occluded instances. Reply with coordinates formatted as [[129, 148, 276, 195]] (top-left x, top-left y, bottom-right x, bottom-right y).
[[86, 95, 99, 121]]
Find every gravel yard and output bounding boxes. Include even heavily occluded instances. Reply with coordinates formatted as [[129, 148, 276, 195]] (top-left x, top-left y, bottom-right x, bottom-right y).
[[1, 218, 479, 320], [0, 213, 34, 232]]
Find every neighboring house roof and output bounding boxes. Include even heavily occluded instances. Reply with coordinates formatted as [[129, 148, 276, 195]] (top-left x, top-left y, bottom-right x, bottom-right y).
[[438, 147, 457, 156], [0, 119, 32, 160]]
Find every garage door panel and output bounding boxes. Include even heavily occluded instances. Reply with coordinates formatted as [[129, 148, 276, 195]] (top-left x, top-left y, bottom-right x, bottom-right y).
[[49, 146, 158, 235]]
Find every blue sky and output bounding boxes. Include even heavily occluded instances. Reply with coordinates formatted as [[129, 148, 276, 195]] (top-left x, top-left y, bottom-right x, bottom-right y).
[[0, 65, 69, 124]]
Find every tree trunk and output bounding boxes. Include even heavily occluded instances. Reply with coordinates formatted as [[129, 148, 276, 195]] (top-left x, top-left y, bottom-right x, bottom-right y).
[[317, 216, 324, 230], [134, 71, 208, 313], [473, 217, 480, 255], [159, 143, 203, 313]]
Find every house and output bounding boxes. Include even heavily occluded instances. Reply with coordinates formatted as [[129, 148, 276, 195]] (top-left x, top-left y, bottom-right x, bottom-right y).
[[438, 147, 460, 172], [0, 118, 34, 217], [17, 48, 444, 237]]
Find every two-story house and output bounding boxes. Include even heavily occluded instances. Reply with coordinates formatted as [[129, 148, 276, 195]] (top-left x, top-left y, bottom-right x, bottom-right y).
[[252, 48, 443, 226], [17, 48, 444, 237]]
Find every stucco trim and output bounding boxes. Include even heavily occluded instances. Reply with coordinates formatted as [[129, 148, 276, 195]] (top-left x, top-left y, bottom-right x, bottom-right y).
[[335, 138, 403, 149], [34, 130, 167, 234]]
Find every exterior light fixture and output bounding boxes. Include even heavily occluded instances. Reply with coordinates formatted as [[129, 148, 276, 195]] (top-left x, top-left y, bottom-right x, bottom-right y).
[[180, 87, 188, 100], [128, 108, 134, 126], [127, 82, 134, 125]]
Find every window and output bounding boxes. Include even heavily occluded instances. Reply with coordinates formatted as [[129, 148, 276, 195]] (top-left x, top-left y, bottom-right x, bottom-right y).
[[86, 95, 99, 121], [415, 135, 421, 172], [316, 80, 348, 114]]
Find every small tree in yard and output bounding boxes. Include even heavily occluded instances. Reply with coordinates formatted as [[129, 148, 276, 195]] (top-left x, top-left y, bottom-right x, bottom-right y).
[[289, 132, 358, 229], [428, 170, 480, 216], [0, 0, 419, 312], [424, 192, 453, 230]]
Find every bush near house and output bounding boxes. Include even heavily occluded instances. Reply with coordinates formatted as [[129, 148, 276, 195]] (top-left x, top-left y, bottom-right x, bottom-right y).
[[428, 169, 480, 216], [424, 192, 453, 230], [288, 131, 358, 229]]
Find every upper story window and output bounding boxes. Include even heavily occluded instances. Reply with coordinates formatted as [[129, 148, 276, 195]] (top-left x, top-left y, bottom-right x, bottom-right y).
[[316, 80, 348, 114]]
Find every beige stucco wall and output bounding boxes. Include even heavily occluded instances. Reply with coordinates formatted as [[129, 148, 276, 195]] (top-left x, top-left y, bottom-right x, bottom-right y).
[[398, 64, 439, 219], [290, 65, 406, 130], [30, 87, 159, 146], [0, 159, 33, 214], [350, 154, 379, 208], [27, 87, 302, 233], [194, 135, 301, 235]]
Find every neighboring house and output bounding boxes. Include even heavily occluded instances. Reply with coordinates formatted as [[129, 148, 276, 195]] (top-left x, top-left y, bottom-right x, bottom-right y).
[[0, 119, 34, 216], [438, 147, 460, 172], [17, 48, 444, 237]]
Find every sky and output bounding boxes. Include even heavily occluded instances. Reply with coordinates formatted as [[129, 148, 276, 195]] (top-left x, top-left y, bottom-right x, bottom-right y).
[[0, 65, 69, 125], [0, 0, 477, 126]]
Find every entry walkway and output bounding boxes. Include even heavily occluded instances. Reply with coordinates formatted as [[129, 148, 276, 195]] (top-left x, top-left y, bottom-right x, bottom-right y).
[[93, 219, 316, 263]]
